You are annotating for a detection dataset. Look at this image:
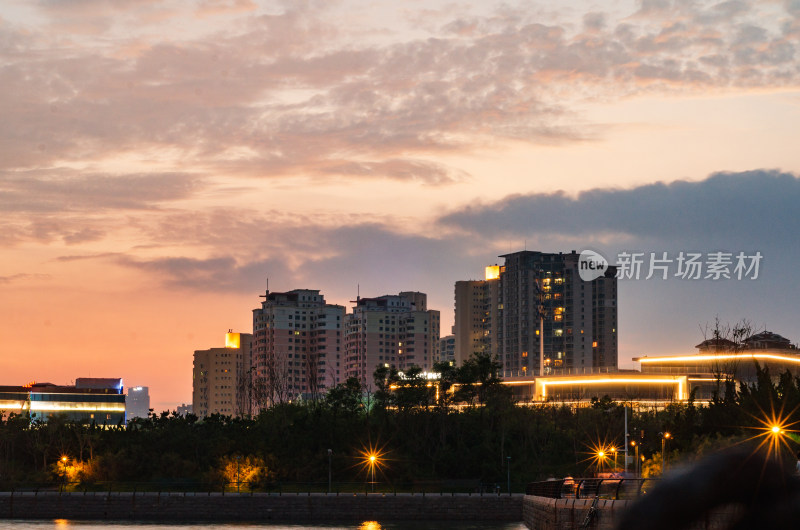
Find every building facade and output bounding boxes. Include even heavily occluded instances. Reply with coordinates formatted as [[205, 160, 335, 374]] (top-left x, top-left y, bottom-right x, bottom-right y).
[[453, 266, 500, 366], [126, 386, 150, 420], [438, 334, 456, 365], [454, 250, 618, 376], [192, 331, 253, 417], [252, 289, 345, 406], [0, 378, 125, 424], [344, 292, 440, 386]]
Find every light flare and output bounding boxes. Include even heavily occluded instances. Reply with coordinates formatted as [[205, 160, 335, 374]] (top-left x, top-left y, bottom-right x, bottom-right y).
[[742, 401, 800, 462]]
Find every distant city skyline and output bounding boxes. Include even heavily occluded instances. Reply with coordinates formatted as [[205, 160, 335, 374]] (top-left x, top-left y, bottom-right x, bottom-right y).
[[2, 1, 800, 410]]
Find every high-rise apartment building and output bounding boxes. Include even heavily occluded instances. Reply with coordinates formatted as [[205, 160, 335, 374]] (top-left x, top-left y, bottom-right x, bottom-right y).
[[252, 289, 345, 406], [192, 331, 253, 417], [126, 386, 150, 420], [454, 250, 617, 376], [344, 292, 440, 386], [454, 266, 501, 366]]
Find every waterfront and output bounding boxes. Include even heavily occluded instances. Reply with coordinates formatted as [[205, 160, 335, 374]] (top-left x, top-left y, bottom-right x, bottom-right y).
[[1, 521, 527, 529]]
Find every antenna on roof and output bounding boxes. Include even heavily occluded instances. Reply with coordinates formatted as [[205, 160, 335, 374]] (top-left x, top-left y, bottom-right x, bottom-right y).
[[357, 283, 360, 302]]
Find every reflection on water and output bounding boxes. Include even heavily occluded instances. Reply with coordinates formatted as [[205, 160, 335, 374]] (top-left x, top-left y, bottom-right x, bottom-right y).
[[0, 520, 528, 530]]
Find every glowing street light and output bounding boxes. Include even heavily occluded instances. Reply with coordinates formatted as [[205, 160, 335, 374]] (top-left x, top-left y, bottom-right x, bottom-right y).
[[744, 403, 799, 462], [611, 447, 618, 472], [60, 456, 68, 490], [596, 450, 606, 473], [630, 441, 639, 477], [364, 453, 379, 492], [661, 432, 672, 474], [358, 444, 387, 493]]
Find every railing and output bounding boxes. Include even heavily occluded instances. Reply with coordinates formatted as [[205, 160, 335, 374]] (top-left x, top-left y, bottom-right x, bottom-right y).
[[525, 478, 657, 500], [502, 367, 630, 379], [0, 480, 527, 496]]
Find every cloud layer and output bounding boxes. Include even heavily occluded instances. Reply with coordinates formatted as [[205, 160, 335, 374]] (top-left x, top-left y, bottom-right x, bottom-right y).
[[2, 0, 799, 185]]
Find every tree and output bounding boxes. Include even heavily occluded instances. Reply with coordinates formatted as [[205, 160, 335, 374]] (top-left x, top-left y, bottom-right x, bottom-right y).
[[326, 377, 363, 415]]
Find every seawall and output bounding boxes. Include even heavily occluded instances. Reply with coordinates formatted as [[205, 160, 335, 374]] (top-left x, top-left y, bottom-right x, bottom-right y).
[[523, 495, 630, 530], [0, 491, 523, 522], [522, 495, 744, 530]]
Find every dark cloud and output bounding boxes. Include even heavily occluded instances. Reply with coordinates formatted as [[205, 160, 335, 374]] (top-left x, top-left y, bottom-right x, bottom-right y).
[[111, 219, 486, 317], [439, 170, 800, 247]]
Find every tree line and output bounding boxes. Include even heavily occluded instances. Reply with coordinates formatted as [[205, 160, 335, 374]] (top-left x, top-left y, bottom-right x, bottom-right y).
[[1, 355, 799, 489]]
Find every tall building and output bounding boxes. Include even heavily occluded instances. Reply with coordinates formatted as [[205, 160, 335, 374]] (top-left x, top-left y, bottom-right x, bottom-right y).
[[344, 291, 440, 386], [252, 289, 345, 406], [454, 250, 617, 376], [453, 265, 500, 365], [192, 331, 253, 417], [126, 386, 150, 420]]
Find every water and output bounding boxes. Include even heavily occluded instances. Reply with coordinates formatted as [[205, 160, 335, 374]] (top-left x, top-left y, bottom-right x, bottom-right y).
[[0, 521, 528, 530]]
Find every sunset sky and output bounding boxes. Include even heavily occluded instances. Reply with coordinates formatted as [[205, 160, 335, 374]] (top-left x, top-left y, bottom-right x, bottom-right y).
[[2, 0, 800, 410]]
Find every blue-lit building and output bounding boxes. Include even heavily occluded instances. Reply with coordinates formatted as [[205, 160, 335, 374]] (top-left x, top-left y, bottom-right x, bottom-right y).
[[0, 378, 126, 425]]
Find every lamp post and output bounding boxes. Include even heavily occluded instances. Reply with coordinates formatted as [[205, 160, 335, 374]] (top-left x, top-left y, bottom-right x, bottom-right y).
[[661, 432, 671, 474], [327, 449, 332, 494], [630, 441, 639, 477], [611, 447, 618, 473], [506, 456, 511, 494], [369, 455, 376, 492], [60, 456, 68, 491], [235, 455, 241, 493]]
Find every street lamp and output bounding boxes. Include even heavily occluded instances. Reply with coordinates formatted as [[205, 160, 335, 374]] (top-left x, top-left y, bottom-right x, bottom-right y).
[[60, 456, 68, 490], [327, 449, 332, 494], [506, 456, 511, 494], [369, 454, 376, 492], [611, 447, 618, 473], [596, 450, 605, 474], [630, 441, 639, 477], [235, 455, 241, 493], [661, 432, 672, 474]]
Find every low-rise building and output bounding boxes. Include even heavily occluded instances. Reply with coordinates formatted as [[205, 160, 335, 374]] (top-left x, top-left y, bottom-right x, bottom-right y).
[[0, 378, 126, 424]]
